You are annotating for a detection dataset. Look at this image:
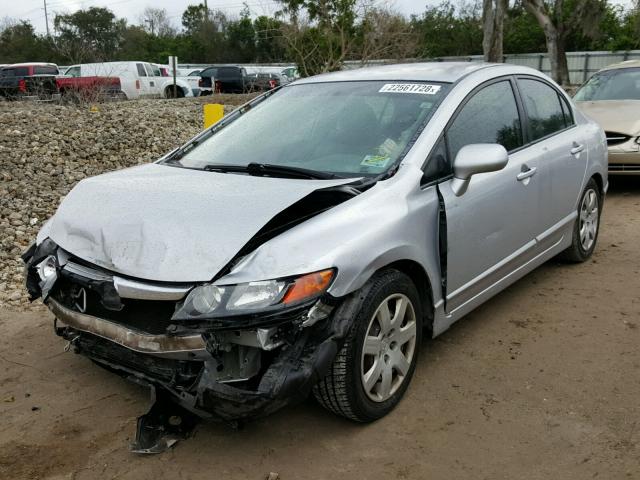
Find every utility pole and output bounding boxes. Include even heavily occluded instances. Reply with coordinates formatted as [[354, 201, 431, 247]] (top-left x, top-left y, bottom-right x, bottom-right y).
[[145, 18, 155, 35], [43, 0, 51, 37]]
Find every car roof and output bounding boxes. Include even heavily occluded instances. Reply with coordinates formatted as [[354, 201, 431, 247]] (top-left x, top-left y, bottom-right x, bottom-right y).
[[6, 62, 58, 68], [292, 62, 501, 85], [599, 60, 640, 72]]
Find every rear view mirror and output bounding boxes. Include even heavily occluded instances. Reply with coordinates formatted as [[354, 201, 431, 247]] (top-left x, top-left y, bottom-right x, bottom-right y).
[[450, 143, 508, 196]]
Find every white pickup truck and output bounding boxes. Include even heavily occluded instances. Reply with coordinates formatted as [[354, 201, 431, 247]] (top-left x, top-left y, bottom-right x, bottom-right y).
[[63, 61, 199, 99], [153, 64, 201, 98]]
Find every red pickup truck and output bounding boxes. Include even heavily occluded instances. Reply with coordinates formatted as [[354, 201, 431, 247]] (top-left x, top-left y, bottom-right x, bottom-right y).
[[56, 75, 122, 100], [0, 62, 122, 101]]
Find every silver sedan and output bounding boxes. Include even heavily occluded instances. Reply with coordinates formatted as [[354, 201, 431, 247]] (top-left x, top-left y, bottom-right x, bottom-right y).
[[24, 62, 607, 450]]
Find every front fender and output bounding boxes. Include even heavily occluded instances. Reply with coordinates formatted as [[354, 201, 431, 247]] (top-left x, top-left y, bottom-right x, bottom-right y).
[[216, 167, 443, 302]]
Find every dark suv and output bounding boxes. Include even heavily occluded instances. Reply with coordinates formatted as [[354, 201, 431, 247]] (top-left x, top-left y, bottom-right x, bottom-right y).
[[198, 66, 247, 94]]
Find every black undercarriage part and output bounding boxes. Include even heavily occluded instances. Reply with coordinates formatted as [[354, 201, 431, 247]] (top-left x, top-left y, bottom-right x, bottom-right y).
[[130, 387, 202, 454]]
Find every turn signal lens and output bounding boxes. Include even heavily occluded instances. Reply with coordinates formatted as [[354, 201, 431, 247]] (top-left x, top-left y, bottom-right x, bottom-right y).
[[282, 269, 334, 305]]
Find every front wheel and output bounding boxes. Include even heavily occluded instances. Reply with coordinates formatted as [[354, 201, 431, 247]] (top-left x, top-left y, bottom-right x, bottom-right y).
[[559, 178, 602, 262], [313, 269, 423, 422]]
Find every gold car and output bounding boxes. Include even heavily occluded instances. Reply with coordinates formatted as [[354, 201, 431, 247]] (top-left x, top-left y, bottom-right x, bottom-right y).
[[575, 60, 640, 174]]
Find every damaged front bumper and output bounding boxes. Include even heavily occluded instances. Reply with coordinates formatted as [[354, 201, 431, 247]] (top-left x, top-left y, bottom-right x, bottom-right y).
[[23, 241, 354, 427]]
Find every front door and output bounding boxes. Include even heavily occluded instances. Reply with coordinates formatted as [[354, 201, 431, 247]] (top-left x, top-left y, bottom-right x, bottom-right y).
[[439, 78, 542, 315]]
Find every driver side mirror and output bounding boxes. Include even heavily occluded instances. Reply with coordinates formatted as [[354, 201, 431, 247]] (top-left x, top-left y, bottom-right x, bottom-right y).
[[450, 143, 508, 196]]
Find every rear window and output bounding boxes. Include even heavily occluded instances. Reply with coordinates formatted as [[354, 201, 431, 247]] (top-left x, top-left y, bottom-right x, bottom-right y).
[[2, 67, 28, 77], [34, 65, 58, 75], [200, 68, 217, 78], [217, 67, 239, 79]]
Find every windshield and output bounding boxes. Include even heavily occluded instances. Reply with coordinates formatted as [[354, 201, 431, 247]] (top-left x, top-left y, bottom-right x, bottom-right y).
[[574, 68, 640, 101], [168, 81, 447, 177]]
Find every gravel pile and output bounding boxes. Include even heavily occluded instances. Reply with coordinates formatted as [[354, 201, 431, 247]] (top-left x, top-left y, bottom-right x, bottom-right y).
[[0, 95, 255, 310]]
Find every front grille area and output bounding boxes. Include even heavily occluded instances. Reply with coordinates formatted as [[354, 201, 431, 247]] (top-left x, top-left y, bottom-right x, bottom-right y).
[[605, 132, 631, 146], [52, 273, 177, 335], [72, 331, 203, 387]]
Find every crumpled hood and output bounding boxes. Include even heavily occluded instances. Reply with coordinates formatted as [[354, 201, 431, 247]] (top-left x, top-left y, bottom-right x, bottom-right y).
[[576, 100, 640, 136], [46, 163, 352, 282]]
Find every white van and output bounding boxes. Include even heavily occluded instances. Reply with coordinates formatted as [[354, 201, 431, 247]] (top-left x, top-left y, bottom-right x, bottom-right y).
[[64, 61, 194, 99]]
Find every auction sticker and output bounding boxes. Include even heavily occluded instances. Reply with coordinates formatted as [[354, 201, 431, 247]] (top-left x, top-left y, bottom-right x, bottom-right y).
[[379, 83, 441, 95], [361, 154, 391, 168]]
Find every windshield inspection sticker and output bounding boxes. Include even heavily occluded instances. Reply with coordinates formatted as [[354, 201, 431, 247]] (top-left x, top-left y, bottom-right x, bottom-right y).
[[379, 83, 441, 95], [361, 154, 391, 168]]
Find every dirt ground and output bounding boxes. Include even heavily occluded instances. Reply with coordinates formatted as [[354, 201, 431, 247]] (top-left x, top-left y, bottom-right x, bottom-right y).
[[0, 177, 638, 480]]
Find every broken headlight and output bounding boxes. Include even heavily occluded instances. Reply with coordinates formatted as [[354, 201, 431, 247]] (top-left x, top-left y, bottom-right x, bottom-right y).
[[37, 255, 57, 282], [174, 269, 335, 319]]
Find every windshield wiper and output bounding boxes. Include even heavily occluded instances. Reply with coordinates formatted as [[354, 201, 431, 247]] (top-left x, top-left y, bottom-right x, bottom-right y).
[[203, 163, 341, 180]]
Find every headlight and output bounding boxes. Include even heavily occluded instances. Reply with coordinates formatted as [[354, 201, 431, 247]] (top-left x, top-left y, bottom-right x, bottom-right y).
[[175, 269, 335, 319], [36, 255, 57, 282]]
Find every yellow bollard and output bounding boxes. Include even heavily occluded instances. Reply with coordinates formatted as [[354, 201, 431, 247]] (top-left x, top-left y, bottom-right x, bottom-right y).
[[203, 103, 224, 129]]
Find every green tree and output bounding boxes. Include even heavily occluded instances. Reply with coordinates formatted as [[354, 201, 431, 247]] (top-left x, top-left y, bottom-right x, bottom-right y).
[[522, 0, 608, 85], [504, 5, 546, 53], [411, 2, 483, 58], [277, 0, 359, 75], [53, 7, 126, 63], [0, 21, 56, 63], [225, 8, 257, 62], [254, 16, 287, 62]]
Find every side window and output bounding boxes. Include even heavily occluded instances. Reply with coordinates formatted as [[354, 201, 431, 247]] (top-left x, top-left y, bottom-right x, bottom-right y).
[[136, 63, 147, 77], [518, 79, 567, 141], [150, 64, 162, 77], [65, 66, 80, 77], [447, 81, 523, 160]]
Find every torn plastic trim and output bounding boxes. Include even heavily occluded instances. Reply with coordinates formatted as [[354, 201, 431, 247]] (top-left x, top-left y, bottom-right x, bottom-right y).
[[131, 386, 202, 454]]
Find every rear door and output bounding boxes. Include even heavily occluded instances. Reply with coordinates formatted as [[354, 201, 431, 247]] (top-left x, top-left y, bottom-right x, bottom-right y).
[[135, 62, 152, 97], [516, 77, 587, 237], [144, 63, 161, 96], [438, 78, 542, 315]]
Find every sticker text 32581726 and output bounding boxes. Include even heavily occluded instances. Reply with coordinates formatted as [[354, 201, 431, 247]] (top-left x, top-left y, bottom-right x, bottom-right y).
[[379, 83, 441, 95]]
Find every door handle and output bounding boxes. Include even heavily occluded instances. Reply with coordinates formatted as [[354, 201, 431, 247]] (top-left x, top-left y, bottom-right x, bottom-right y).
[[516, 166, 537, 181], [570, 143, 584, 155]]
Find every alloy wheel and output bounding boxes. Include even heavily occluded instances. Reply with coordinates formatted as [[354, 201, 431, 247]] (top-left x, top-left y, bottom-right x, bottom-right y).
[[360, 293, 417, 402], [579, 188, 599, 251]]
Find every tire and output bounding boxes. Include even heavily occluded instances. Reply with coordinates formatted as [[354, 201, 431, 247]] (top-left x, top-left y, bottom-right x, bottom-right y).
[[559, 178, 602, 262], [313, 269, 423, 422], [165, 87, 184, 99]]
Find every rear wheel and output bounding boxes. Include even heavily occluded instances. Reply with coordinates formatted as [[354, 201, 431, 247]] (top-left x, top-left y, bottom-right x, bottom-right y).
[[559, 178, 601, 262], [165, 87, 184, 99], [313, 269, 423, 422]]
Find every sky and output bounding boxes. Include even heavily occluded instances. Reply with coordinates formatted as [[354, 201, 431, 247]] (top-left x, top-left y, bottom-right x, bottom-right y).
[[3, 0, 437, 34]]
